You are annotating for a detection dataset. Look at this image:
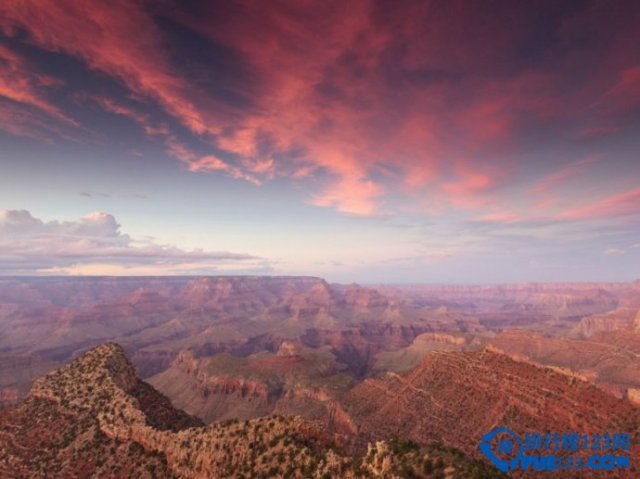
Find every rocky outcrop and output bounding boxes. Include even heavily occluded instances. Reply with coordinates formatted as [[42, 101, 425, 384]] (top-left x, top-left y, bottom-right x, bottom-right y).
[[326, 400, 358, 436], [2, 342, 504, 478], [634, 310, 640, 332], [149, 342, 360, 436], [416, 332, 466, 346], [171, 350, 269, 401], [276, 340, 301, 357], [569, 308, 637, 338], [26, 343, 333, 477], [345, 349, 640, 463], [488, 329, 640, 395], [484, 344, 589, 381], [627, 388, 640, 406]]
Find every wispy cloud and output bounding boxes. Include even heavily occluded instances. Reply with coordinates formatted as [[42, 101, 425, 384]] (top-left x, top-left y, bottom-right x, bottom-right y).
[[0, 45, 76, 125], [0, 0, 212, 135], [560, 187, 640, 221], [78, 191, 148, 200], [164, 137, 261, 185], [527, 156, 600, 196], [0, 44, 80, 141], [83, 95, 262, 186]]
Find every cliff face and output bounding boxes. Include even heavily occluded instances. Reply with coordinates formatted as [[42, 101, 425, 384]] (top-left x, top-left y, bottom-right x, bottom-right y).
[[0, 343, 505, 478], [148, 342, 359, 438], [628, 388, 640, 406], [173, 350, 270, 402], [344, 349, 640, 465], [573, 315, 626, 337], [488, 329, 640, 397], [569, 307, 637, 338], [0, 343, 200, 478], [3, 343, 340, 478], [371, 331, 471, 374]]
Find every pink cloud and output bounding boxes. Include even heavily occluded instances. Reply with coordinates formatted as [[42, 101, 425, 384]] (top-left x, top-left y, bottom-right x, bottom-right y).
[[476, 211, 524, 223], [0, 101, 53, 142], [599, 65, 640, 115], [560, 187, 640, 220], [84, 95, 262, 185], [310, 175, 385, 216], [86, 95, 169, 137], [436, 163, 507, 211], [526, 156, 601, 213], [0, 44, 80, 140], [527, 156, 600, 196], [175, 2, 570, 215], [187, 155, 261, 186], [0, 44, 75, 125], [187, 155, 229, 172], [165, 137, 261, 186], [0, 0, 213, 135], [1, 1, 639, 219]]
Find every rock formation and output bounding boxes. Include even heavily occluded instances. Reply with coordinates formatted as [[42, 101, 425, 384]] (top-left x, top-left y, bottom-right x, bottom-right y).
[[0, 342, 504, 478], [344, 349, 640, 471]]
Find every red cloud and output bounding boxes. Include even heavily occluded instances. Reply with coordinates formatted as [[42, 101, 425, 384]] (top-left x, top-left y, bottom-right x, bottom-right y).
[[164, 137, 261, 186], [0, 45, 74, 124], [0, 0, 212, 135], [1, 0, 639, 217], [176, 1, 582, 215], [82, 94, 261, 185]]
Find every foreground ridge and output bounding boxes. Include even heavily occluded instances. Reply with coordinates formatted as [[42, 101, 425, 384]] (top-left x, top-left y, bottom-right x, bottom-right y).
[[1, 342, 504, 478]]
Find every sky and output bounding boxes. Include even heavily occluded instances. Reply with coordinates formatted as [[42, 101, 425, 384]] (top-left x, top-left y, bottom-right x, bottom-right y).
[[0, 0, 639, 283]]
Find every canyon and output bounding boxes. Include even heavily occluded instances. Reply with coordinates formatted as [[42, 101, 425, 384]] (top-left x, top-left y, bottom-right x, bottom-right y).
[[1, 276, 639, 476], [0, 343, 506, 478], [2, 276, 639, 404]]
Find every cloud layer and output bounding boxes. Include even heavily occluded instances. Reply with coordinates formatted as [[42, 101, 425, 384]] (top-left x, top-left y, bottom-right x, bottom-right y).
[[1, 0, 638, 218], [0, 210, 263, 274]]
